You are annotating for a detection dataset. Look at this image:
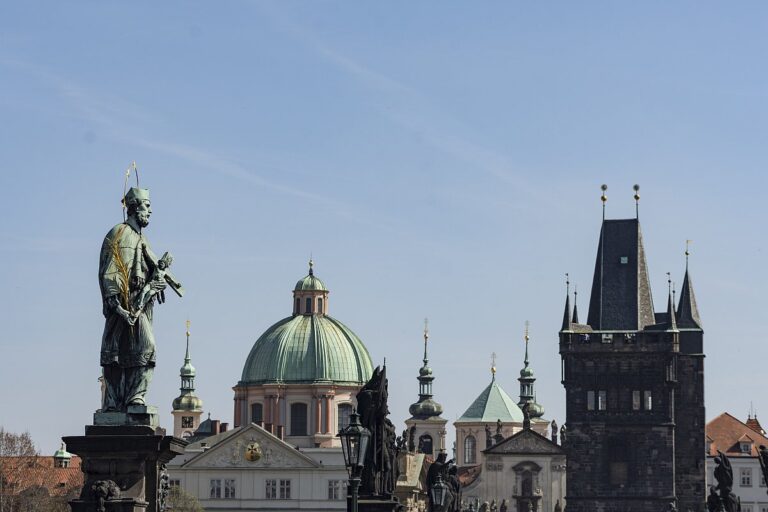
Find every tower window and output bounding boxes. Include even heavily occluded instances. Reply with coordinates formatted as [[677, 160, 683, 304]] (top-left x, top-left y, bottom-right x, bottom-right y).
[[318, 297, 323, 313], [587, 391, 595, 411], [632, 391, 641, 411], [598, 391, 607, 411], [644, 391, 653, 410], [251, 403, 263, 424], [464, 435, 477, 464], [338, 404, 353, 430], [295, 298, 300, 314], [305, 297, 312, 314], [290, 403, 308, 436], [419, 434, 434, 456], [182, 416, 194, 428]]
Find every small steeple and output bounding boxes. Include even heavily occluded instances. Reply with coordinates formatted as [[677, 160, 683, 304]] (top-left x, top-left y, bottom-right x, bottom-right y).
[[408, 319, 443, 419], [173, 321, 203, 413], [572, 286, 580, 324], [308, 256, 314, 276], [666, 273, 677, 331], [677, 242, 702, 329], [561, 274, 572, 331], [518, 322, 544, 419]]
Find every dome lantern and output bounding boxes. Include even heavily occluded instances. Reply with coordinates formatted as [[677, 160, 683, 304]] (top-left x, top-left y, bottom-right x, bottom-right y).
[[293, 258, 330, 316]]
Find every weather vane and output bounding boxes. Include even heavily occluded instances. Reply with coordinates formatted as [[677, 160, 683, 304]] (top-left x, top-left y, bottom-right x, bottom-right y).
[[633, 184, 640, 219], [491, 352, 497, 376], [600, 184, 608, 220]]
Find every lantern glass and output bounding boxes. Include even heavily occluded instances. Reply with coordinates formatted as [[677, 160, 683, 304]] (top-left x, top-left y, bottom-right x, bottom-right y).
[[431, 475, 447, 508], [338, 409, 371, 476]]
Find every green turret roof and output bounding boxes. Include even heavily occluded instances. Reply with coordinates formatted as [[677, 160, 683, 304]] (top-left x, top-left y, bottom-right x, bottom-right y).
[[457, 374, 524, 423], [294, 259, 327, 291], [53, 443, 71, 460]]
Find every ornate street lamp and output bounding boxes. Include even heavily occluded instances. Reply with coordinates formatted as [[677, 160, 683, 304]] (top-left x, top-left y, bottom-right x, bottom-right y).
[[430, 472, 448, 512], [338, 409, 371, 512]]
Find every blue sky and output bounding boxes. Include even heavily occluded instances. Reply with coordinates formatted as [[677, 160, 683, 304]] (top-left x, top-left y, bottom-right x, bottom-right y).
[[2, 2, 767, 454]]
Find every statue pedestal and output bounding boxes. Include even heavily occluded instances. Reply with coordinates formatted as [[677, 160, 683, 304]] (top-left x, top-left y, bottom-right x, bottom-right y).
[[357, 495, 403, 512], [64, 425, 186, 512], [94, 406, 160, 428]]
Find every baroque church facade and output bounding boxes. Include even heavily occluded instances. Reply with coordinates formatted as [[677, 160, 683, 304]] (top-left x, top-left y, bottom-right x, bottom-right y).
[[167, 262, 374, 511], [559, 206, 705, 512]]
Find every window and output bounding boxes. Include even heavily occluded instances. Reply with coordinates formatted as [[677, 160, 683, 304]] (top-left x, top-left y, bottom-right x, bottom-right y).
[[182, 416, 194, 428], [318, 297, 323, 313], [464, 435, 477, 464], [759, 505, 768, 512], [644, 391, 653, 411], [741, 442, 752, 454], [305, 297, 312, 314], [251, 403, 263, 424], [587, 391, 596, 411], [169, 479, 180, 488], [280, 479, 291, 499], [266, 479, 277, 499], [742, 468, 753, 487], [290, 403, 308, 436], [598, 391, 607, 411], [609, 438, 628, 486], [210, 479, 222, 499], [632, 391, 641, 411], [419, 434, 434, 456], [743, 506, 753, 512], [224, 479, 236, 499], [338, 404, 353, 430], [328, 480, 345, 500], [295, 298, 300, 314]]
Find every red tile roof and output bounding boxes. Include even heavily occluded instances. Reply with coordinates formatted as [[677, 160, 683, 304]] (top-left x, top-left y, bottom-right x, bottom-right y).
[[706, 412, 768, 457], [0, 455, 82, 496], [746, 416, 766, 436]]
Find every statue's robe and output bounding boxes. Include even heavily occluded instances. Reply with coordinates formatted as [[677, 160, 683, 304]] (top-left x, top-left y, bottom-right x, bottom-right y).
[[98, 220, 158, 410]]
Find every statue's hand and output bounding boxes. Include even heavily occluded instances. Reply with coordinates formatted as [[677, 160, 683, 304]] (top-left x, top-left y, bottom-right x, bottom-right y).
[[116, 305, 137, 326]]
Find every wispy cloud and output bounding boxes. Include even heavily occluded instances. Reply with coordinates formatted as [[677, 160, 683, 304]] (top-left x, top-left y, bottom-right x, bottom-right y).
[[0, 56, 400, 230]]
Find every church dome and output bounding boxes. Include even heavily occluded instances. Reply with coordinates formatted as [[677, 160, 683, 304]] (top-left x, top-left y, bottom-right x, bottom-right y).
[[173, 393, 203, 412], [240, 264, 373, 385]]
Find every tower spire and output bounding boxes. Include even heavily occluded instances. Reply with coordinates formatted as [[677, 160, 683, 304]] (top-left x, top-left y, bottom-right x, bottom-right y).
[[408, 319, 443, 421], [666, 273, 677, 330], [518, 322, 544, 418], [423, 318, 429, 365], [633, 184, 640, 219], [561, 273, 572, 331], [572, 285, 580, 324], [677, 242, 702, 329]]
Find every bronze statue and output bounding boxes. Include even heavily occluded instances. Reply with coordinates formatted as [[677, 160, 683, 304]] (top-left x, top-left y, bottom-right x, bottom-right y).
[[357, 366, 397, 498], [485, 424, 493, 448], [99, 187, 182, 412], [714, 451, 738, 512]]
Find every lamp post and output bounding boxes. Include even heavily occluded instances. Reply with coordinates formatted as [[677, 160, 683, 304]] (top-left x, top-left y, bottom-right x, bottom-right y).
[[430, 472, 448, 512], [338, 409, 371, 512]]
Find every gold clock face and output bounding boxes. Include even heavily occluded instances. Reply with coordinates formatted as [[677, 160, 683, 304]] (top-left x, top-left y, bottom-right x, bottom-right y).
[[245, 442, 262, 462]]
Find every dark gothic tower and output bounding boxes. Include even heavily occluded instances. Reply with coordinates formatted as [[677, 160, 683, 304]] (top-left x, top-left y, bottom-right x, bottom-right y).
[[559, 190, 705, 512]]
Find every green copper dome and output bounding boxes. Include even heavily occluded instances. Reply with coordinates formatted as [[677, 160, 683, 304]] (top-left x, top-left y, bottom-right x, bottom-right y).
[[173, 394, 203, 412], [241, 315, 373, 384]]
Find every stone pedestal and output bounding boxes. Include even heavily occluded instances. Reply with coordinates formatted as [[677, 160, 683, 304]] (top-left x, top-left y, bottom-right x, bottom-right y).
[[64, 425, 186, 512], [357, 495, 403, 512]]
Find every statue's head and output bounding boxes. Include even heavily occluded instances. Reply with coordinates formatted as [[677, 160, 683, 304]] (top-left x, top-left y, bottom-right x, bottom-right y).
[[123, 188, 152, 228]]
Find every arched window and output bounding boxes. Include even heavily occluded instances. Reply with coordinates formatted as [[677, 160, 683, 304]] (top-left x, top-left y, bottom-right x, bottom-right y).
[[305, 297, 313, 314], [295, 298, 300, 314], [318, 297, 323, 314], [521, 470, 533, 496], [338, 403, 353, 430], [464, 435, 477, 464], [251, 403, 263, 424], [290, 403, 308, 436], [419, 434, 434, 456]]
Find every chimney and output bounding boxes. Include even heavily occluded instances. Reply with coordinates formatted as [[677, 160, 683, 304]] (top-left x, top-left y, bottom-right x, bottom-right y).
[[211, 420, 221, 435], [221, 423, 229, 433]]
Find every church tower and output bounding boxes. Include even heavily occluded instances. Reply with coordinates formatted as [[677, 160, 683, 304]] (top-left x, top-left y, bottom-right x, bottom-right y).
[[405, 320, 447, 456], [517, 323, 544, 420], [172, 321, 204, 439], [559, 187, 704, 512]]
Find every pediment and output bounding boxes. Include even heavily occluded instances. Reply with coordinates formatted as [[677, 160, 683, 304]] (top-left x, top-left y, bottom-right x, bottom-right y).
[[183, 424, 319, 469], [484, 429, 564, 455]]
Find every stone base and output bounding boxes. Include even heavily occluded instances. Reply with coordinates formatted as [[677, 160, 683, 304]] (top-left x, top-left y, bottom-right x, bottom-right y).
[[357, 495, 404, 512], [64, 424, 186, 512], [94, 405, 159, 428]]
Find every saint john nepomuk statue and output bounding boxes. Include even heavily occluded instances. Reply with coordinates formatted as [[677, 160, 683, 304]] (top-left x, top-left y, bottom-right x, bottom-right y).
[[98, 187, 182, 411]]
